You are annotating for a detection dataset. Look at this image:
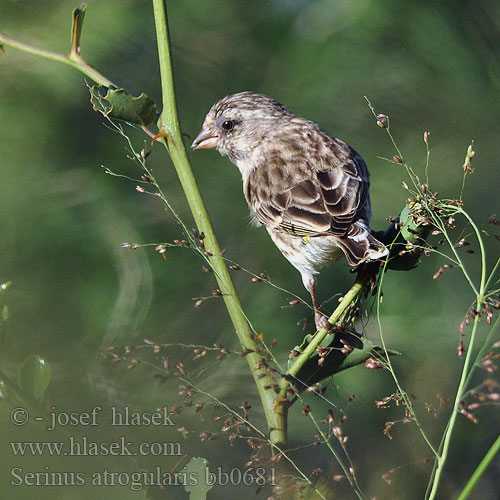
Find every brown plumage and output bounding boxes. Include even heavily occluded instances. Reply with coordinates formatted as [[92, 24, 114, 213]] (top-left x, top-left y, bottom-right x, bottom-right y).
[[192, 92, 387, 329]]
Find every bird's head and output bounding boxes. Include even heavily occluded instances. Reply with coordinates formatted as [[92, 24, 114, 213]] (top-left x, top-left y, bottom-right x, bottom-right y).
[[191, 92, 292, 164]]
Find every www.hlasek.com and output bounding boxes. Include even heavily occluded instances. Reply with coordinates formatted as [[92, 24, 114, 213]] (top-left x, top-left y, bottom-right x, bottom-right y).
[[10, 436, 182, 457], [10, 466, 276, 490]]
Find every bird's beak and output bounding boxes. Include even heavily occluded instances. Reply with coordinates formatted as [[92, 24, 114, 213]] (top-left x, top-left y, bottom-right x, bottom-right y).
[[191, 129, 219, 150]]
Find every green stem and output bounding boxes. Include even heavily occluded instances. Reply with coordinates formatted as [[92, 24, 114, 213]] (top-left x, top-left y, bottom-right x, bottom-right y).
[[180, 378, 325, 497], [464, 314, 500, 389], [455, 434, 500, 500], [272, 272, 370, 453], [151, 0, 283, 448], [375, 257, 439, 458], [288, 273, 369, 381], [429, 211, 478, 297], [426, 313, 481, 500], [0, 31, 114, 87], [305, 408, 366, 500], [483, 257, 499, 294], [460, 208, 487, 298], [427, 211, 488, 500]]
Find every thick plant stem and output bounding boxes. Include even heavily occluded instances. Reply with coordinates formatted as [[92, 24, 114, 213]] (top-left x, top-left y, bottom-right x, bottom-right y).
[[151, 0, 285, 449]]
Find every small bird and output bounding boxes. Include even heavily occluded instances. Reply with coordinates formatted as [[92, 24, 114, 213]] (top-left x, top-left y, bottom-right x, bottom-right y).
[[192, 92, 387, 330]]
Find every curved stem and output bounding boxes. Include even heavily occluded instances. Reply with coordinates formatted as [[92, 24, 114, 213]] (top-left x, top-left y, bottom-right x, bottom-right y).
[[0, 31, 114, 87], [427, 209, 488, 500]]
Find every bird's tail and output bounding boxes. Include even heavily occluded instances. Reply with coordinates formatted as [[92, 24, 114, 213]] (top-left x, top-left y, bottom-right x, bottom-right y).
[[336, 222, 388, 267]]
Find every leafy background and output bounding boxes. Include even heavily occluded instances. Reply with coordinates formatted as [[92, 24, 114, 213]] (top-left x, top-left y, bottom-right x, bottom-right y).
[[0, 0, 499, 499]]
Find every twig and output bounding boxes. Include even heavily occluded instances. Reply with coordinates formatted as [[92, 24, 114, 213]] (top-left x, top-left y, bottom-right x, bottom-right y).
[[0, 7, 114, 88]]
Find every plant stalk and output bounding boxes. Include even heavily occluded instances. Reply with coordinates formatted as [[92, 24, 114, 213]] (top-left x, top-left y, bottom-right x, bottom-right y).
[[289, 273, 369, 381], [151, 0, 285, 449], [427, 211, 488, 500]]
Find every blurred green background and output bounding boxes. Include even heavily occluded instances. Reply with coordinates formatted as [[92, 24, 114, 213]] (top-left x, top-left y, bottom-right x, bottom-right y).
[[1, 0, 499, 499]]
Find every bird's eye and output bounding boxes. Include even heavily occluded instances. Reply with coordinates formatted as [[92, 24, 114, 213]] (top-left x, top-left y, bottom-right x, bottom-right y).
[[221, 120, 235, 132]]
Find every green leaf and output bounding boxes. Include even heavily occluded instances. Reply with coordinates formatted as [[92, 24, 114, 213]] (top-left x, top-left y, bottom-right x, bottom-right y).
[[336, 342, 400, 372], [90, 86, 157, 126], [71, 3, 87, 55], [18, 355, 52, 400], [291, 330, 399, 389], [182, 457, 213, 500], [378, 204, 431, 271], [399, 204, 430, 243]]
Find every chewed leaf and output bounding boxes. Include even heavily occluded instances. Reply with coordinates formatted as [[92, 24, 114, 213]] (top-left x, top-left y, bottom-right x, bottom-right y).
[[291, 331, 399, 390], [181, 457, 213, 500], [336, 342, 400, 372], [18, 355, 52, 400], [89, 86, 157, 126]]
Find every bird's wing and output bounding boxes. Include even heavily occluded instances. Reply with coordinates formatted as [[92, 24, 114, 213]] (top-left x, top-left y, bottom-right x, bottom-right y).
[[246, 136, 370, 237]]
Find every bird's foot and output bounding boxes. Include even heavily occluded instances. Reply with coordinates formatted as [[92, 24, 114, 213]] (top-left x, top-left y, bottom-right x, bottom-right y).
[[314, 310, 330, 331]]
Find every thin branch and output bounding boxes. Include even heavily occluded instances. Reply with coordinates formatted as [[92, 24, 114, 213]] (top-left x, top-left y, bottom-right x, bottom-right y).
[[0, 30, 114, 87], [287, 273, 370, 381]]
